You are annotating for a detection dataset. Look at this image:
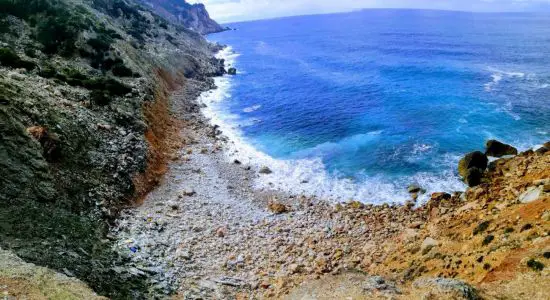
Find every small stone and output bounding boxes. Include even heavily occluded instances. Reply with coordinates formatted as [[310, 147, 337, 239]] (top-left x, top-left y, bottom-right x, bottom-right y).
[[259, 166, 272, 174], [234, 159, 242, 165], [409, 221, 423, 229], [268, 201, 287, 214], [216, 227, 227, 237], [518, 186, 542, 203], [289, 263, 301, 274], [421, 237, 439, 254], [176, 248, 192, 260], [183, 188, 196, 197], [97, 123, 112, 131], [200, 148, 208, 154]]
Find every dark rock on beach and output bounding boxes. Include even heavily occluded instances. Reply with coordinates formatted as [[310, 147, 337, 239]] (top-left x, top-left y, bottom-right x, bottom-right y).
[[464, 167, 484, 187], [227, 67, 237, 75], [259, 166, 273, 174], [458, 151, 488, 178], [408, 185, 422, 194], [485, 140, 518, 157]]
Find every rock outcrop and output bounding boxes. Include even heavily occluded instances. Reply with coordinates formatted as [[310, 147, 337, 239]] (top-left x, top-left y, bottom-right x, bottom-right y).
[[139, 0, 226, 34], [0, 0, 224, 298], [485, 139, 518, 157]]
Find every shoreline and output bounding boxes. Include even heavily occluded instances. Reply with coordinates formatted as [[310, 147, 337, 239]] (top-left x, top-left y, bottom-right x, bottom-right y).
[[110, 45, 550, 299], [195, 46, 550, 206]]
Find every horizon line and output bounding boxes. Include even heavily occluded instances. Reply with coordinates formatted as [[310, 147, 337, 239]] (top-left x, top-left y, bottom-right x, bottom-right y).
[[216, 7, 549, 25]]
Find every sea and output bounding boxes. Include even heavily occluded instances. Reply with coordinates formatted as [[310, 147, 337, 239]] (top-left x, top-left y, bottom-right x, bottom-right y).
[[201, 9, 550, 204]]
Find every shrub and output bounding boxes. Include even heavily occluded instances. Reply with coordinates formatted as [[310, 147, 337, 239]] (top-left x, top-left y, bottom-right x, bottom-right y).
[[24, 48, 37, 58], [2, 0, 93, 56], [473, 221, 490, 235], [0, 48, 21, 65], [520, 223, 533, 232], [90, 90, 111, 106], [87, 37, 112, 53], [527, 259, 545, 271], [83, 77, 131, 96], [112, 63, 133, 77], [38, 65, 57, 78], [0, 48, 36, 70], [482, 234, 494, 246]]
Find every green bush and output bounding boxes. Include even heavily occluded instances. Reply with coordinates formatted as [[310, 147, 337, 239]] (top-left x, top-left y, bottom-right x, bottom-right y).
[[112, 63, 133, 77], [0, 47, 36, 70], [38, 64, 57, 78], [0, 48, 20, 65], [482, 234, 494, 246], [83, 77, 131, 96], [527, 259, 545, 271], [473, 220, 490, 235], [90, 90, 110, 106], [1, 0, 93, 56]]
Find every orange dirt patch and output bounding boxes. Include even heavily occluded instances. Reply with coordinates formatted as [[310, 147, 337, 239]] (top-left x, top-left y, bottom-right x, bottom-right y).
[[132, 69, 186, 205]]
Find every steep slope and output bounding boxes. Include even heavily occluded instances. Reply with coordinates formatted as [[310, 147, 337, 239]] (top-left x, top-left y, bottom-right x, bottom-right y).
[[0, 0, 224, 298], [139, 0, 226, 34]]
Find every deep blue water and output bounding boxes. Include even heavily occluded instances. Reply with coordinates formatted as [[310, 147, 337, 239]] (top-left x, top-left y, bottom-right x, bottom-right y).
[[206, 10, 550, 203]]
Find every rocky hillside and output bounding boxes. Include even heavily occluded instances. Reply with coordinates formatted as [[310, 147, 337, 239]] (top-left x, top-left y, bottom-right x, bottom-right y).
[[0, 0, 224, 298], [138, 0, 226, 34]]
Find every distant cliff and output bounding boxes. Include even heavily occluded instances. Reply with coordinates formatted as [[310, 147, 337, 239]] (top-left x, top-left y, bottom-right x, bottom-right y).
[[139, 0, 225, 34]]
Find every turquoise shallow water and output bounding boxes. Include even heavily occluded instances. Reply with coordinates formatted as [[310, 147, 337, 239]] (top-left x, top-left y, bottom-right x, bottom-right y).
[[205, 10, 550, 203]]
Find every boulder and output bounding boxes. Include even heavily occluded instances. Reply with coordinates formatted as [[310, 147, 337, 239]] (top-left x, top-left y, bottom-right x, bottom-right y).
[[412, 278, 480, 300], [464, 167, 483, 187], [535, 146, 548, 155], [408, 184, 422, 194], [430, 192, 452, 202], [227, 67, 237, 75], [458, 151, 488, 178], [485, 140, 518, 157], [362, 276, 400, 295], [259, 166, 272, 174]]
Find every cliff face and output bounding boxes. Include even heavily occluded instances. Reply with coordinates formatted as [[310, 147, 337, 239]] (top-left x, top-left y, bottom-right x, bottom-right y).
[[0, 0, 223, 298], [139, 0, 225, 34]]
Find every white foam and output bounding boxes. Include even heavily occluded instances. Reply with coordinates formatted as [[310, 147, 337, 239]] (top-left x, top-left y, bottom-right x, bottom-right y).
[[197, 47, 466, 204], [243, 104, 262, 113], [484, 67, 526, 92]]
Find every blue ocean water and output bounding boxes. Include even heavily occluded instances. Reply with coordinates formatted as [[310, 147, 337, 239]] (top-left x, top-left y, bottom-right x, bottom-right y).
[[206, 10, 550, 203]]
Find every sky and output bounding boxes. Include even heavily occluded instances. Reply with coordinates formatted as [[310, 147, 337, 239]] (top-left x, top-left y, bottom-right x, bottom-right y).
[[187, 0, 550, 23]]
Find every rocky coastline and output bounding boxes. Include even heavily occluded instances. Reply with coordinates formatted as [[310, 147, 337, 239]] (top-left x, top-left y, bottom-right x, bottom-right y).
[[106, 51, 550, 299], [1, 1, 549, 299]]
